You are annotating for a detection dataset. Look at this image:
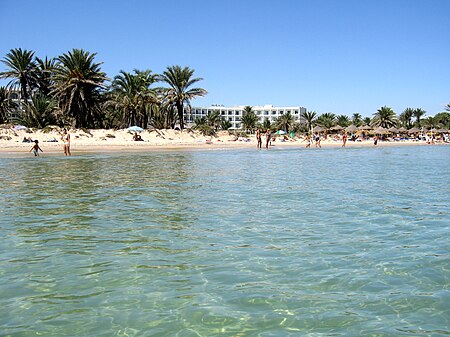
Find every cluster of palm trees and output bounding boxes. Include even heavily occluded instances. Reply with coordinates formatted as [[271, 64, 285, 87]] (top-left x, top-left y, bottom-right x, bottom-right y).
[[0, 48, 207, 129], [194, 105, 450, 136], [2, 48, 449, 134]]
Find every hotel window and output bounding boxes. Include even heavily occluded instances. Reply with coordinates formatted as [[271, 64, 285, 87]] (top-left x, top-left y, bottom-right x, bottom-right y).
[[271, 111, 277, 115], [235, 123, 241, 129], [235, 111, 240, 116], [294, 110, 298, 114], [228, 111, 233, 115], [256, 111, 261, 115], [264, 111, 269, 115], [235, 117, 241, 121]]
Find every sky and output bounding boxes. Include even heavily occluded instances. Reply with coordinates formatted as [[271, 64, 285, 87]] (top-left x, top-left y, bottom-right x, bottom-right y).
[[0, 0, 449, 117]]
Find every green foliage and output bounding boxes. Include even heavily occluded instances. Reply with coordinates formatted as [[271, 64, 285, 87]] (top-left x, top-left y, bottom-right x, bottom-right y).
[[0, 48, 36, 100], [159, 65, 207, 129], [53, 48, 108, 128], [317, 113, 336, 129], [399, 108, 414, 129], [434, 112, 450, 129], [352, 113, 362, 127], [20, 94, 58, 128], [275, 112, 294, 132], [0, 86, 17, 123], [336, 115, 350, 127], [241, 106, 258, 133], [301, 110, 317, 133], [371, 106, 398, 128]]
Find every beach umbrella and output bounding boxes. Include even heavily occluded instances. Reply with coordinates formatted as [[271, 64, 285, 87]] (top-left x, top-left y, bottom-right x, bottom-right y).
[[408, 127, 420, 134], [276, 130, 287, 135], [345, 124, 358, 132], [127, 126, 144, 132], [373, 126, 387, 134], [313, 126, 324, 132], [398, 127, 407, 133], [13, 125, 27, 131], [359, 125, 372, 131], [330, 125, 343, 131], [388, 127, 398, 133]]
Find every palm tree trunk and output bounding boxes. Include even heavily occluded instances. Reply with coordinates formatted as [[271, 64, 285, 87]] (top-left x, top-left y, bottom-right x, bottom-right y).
[[176, 101, 184, 129]]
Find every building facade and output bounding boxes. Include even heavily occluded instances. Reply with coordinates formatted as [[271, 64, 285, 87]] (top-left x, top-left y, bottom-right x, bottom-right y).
[[185, 105, 307, 130]]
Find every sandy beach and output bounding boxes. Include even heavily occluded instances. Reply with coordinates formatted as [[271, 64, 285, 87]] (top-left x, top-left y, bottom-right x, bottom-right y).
[[0, 127, 445, 154]]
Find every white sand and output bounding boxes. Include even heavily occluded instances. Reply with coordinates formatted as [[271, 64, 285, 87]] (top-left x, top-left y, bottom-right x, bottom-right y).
[[0, 127, 443, 154]]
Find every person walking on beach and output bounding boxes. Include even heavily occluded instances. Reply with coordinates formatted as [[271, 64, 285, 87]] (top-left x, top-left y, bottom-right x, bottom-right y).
[[30, 140, 43, 156], [315, 132, 321, 148], [256, 128, 262, 149], [305, 134, 311, 148], [62, 128, 71, 156], [374, 135, 378, 146], [265, 129, 272, 149], [342, 131, 347, 147]]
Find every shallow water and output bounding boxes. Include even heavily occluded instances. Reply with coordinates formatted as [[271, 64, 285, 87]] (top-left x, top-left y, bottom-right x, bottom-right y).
[[0, 145, 449, 336]]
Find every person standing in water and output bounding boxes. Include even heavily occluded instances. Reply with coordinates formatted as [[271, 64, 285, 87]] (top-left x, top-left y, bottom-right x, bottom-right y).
[[256, 128, 262, 149], [265, 129, 272, 149], [30, 140, 43, 156], [342, 131, 347, 147], [62, 128, 71, 156]]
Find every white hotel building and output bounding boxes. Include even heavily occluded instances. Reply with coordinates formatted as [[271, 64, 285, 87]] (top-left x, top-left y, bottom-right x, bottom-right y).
[[185, 105, 307, 130]]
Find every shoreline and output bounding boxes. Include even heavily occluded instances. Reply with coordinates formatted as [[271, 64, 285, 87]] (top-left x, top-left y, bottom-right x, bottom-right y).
[[1, 127, 447, 156]]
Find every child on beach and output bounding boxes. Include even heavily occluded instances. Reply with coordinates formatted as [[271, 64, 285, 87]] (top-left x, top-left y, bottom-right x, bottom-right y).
[[30, 140, 43, 156]]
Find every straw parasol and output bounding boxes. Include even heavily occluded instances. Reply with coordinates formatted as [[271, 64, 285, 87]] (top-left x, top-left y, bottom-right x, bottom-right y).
[[398, 127, 407, 133], [358, 125, 372, 130], [373, 126, 387, 134], [345, 124, 358, 132], [330, 125, 343, 131], [313, 126, 324, 132], [408, 127, 420, 134], [387, 126, 398, 133]]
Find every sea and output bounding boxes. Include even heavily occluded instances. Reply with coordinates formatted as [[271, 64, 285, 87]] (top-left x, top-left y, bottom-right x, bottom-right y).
[[0, 145, 449, 337]]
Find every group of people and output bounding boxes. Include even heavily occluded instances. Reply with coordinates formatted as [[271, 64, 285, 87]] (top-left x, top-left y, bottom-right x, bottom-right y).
[[256, 128, 273, 149], [29, 129, 71, 157]]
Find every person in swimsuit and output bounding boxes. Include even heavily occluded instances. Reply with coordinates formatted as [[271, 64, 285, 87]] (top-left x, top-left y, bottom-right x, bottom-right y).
[[315, 132, 321, 148], [30, 140, 43, 156], [265, 129, 272, 149], [342, 131, 347, 147], [62, 129, 71, 156], [256, 128, 262, 149], [305, 134, 311, 148]]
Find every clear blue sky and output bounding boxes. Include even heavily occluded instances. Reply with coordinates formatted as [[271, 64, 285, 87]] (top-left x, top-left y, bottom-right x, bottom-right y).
[[1, 0, 449, 117]]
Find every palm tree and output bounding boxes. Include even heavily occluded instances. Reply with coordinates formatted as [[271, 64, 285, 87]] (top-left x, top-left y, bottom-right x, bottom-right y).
[[352, 113, 362, 127], [21, 94, 58, 128], [276, 112, 294, 132], [207, 110, 222, 131], [336, 114, 350, 127], [363, 117, 371, 126], [159, 65, 207, 130], [301, 110, 317, 134], [413, 108, 426, 126], [423, 116, 438, 130], [399, 108, 414, 129], [434, 112, 450, 129], [53, 49, 108, 128], [0, 48, 36, 101], [446, 104, 450, 112], [0, 86, 17, 123], [262, 117, 271, 131], [221, 119, 232, 130], [371, 106, 398, 128], [241, 106, 258, 133], [34, 57, 55, 96], [109, 69, 158, 128], [317, 112, 336, 130]]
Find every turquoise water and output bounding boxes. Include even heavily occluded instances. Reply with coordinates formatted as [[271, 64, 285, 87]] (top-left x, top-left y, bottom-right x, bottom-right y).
[[0, 145, 449, 336]]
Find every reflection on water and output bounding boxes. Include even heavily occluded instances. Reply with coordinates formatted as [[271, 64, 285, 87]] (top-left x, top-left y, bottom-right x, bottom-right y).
[[0, 146, 449, 336]]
